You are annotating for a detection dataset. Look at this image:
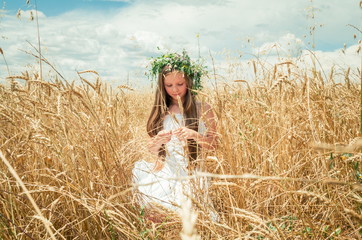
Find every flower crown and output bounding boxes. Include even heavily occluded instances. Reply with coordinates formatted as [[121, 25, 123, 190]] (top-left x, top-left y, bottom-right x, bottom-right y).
[[149, 50, 207, 91]]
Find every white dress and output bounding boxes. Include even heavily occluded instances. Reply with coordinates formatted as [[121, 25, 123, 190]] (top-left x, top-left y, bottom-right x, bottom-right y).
[[132, 113, 207, 210]]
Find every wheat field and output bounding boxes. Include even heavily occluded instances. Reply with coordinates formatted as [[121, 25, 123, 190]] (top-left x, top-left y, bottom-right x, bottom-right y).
[[0, 61, 361, 239]]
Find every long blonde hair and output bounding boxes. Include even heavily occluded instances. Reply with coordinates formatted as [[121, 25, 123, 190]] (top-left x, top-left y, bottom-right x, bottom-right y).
[[147, 66, 199, 162]]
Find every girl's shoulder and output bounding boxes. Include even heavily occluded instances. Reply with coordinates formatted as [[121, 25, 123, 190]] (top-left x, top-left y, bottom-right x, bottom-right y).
[[196, 101, 213, 117], [196, 100, 212, 110]]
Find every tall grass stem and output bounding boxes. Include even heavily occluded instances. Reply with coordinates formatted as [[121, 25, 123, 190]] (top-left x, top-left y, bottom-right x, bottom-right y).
[[0, 151, 57, 240]]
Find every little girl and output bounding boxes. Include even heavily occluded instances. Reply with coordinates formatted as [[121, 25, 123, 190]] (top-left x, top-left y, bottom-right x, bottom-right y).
[[132, 51, 217, 215]]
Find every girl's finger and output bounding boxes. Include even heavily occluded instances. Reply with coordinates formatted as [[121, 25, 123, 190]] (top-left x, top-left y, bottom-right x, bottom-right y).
[[158, 132, 171, 137]]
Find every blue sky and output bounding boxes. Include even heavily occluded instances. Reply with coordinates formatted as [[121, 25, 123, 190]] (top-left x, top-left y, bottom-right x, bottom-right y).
[[3, 0, 130, 16], [0, 0, 361, 86]]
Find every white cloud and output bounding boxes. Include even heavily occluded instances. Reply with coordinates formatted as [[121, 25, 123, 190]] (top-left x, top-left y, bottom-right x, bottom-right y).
[[0, 0, 360, 87], [299, 44, 361, 80], [17, 9, 47, 19], [253, 33, 305, 58]]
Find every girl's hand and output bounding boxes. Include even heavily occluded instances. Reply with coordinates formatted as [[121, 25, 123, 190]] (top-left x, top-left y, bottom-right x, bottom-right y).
[[148, 130, 172, 155], [173, 127, 198, 141], [154, 130, 172, 145]]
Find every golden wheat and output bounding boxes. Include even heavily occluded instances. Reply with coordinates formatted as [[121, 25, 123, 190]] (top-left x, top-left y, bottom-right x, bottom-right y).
[[0, 61, 360, 239]]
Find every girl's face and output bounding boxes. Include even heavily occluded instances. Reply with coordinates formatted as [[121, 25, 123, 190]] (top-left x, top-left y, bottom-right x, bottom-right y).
[[164, 71, 188, 103]]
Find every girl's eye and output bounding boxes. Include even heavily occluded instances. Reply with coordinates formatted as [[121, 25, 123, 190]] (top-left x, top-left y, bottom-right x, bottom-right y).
[[166, 85, 172, 88], [177, 83, 184, 86]]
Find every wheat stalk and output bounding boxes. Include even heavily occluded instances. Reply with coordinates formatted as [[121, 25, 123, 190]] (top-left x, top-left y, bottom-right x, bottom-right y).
[[0, 151, 57, 240], [179, 199, 200, 240]]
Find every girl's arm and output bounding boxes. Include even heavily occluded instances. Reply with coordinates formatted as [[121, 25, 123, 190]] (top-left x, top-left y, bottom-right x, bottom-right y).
[[194, 102, 217, 150], [145, 130, 172, 172]]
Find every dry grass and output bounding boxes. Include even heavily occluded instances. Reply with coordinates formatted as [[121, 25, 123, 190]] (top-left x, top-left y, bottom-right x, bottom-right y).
[[0, 62, 361, 239]]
